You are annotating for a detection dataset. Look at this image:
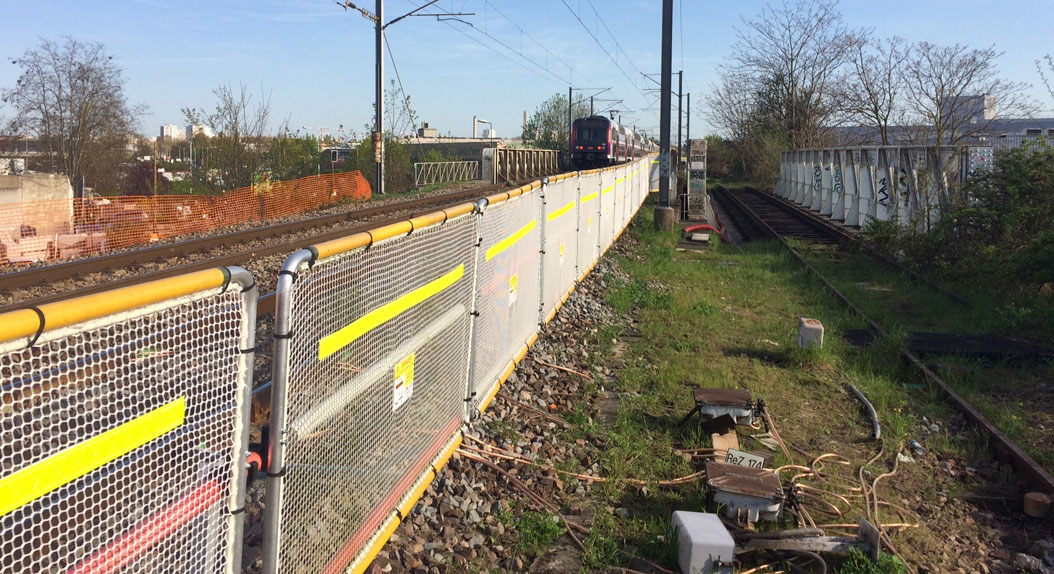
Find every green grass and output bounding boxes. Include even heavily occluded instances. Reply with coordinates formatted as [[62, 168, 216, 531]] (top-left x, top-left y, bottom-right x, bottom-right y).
[[545, 203, 1021, 572], [835, 548, 907, 574]]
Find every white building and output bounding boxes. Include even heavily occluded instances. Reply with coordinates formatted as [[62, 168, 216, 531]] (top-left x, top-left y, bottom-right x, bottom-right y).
[[160, 124, 184, 140], [187, 124, 216, 139]]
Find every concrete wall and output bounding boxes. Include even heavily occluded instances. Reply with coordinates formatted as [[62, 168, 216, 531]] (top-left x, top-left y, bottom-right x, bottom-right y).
[[0, 173, 74, 235]]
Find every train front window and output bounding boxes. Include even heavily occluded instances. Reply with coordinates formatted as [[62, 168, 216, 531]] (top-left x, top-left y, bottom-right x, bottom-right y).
[[577, 127, 606, 143]]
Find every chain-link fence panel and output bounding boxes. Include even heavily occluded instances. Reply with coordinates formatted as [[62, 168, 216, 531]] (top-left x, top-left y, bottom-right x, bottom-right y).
[[612, 165, 626, 237], [576, 171, 602, 281], [599, 168, 617, 255], [265, 210, 476, 574], [540, 176, 580, 324], [470, 188, 542, 412], [0, 267, 256, 574]]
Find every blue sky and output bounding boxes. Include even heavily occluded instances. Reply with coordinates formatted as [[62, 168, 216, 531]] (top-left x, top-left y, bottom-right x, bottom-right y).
[[1, 0, 1051, 140]]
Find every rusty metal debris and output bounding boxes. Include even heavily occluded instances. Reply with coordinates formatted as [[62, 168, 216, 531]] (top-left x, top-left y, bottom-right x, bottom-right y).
[[706, 461, 784, 523]]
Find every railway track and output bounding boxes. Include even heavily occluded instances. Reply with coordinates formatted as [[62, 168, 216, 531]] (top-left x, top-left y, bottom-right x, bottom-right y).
[[0, 182, 516, 315], [712, 185, 849, 245], [712, 184, 1054, 495]]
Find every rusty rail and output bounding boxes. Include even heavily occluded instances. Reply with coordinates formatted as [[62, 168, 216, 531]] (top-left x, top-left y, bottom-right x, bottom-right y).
[[715, 185, 1054, 494], [0, 183, 514, 315]]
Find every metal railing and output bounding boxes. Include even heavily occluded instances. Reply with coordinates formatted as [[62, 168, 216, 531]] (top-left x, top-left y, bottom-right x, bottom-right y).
[[413, 161, 480, 187], [264, 156, 653, 573], [0, 266, 257, 574], [492, 148, 560, 184], [774, 146, 991, 227]]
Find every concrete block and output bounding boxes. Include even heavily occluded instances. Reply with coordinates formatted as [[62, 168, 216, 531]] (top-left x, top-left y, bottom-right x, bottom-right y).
[[672, 511, 734, 574], [798, 317, 824, 349]]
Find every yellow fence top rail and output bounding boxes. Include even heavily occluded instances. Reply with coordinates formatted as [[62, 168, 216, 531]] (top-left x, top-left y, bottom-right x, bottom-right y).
[[312, 202, 477, 261], [0, 267, 231, 347]]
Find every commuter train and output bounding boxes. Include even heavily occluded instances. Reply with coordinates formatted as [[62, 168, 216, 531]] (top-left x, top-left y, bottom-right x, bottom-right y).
[[570, 115, 655, 168]]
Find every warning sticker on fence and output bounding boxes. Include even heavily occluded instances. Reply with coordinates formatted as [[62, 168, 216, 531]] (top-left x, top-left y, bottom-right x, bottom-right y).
[[559, 243, 565, 265], [393, 353, 415, 412], [587, 216, 592, 231], [508, 273, 518, 305]]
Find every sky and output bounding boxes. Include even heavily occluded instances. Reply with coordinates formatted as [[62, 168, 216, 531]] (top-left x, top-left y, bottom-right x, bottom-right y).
[[1, 0, 1052, 141]]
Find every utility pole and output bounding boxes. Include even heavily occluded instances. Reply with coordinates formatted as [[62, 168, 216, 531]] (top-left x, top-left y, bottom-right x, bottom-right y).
[[654, 0, 675, 231], [590, 96, 594, 115], [677, 71, 683, 170], [686, 93, 691, 150], [374, 0, 385, 195], [568, 86, 573, 161]]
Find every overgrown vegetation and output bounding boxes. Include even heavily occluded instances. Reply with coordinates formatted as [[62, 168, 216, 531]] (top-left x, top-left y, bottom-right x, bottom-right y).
[[545, 204, 1041, 573], [705, 0, 1031, 186], [861, 141, 1054, 337]]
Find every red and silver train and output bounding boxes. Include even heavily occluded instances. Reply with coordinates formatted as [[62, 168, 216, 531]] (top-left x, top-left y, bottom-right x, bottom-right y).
[[570, 115, 656, 168]]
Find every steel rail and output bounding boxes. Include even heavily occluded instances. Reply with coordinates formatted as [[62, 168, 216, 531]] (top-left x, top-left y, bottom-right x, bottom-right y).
[[742, 186, 971, 306], [0, 183, 515, 315], [0, 185, 506, 295], [715, 185, 1054, 494]]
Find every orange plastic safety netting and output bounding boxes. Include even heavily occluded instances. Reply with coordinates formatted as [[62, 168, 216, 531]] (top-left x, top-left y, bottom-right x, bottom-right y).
[[0, 171, 371, 266]]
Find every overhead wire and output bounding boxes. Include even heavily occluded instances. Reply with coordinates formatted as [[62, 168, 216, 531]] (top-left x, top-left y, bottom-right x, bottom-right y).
[[383, 34, 419, 140], [410, 0, 583, 88], [483, 0, 598, 87], [561, 0, 647, 100]]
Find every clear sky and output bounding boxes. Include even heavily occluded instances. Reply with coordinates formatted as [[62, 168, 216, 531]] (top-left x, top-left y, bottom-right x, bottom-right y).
[[1, 0, 1051, 140]]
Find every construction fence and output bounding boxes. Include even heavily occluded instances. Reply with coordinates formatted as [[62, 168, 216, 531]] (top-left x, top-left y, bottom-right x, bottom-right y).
[[0, 171, 371, 266], [264, 156, 653, 574], [0, 157, 652, 574], [0, 266, 257, 574]]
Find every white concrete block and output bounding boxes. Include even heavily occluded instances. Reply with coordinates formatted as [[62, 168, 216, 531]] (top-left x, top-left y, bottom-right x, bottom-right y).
[[798, 317, 824, 349], [672, 511, 734, 574]]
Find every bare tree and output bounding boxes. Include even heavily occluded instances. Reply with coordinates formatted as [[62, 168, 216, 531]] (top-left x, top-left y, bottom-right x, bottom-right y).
[[1038, 54, 1054, 107], [3, 37, 142, 193], [900, 42, 1033, 209], [901, 43, 1031, 147], [705, 73, 759, 175], [834, 36, 908, 145], [183, 83, 271, 190], [728, 0, 859, 149]]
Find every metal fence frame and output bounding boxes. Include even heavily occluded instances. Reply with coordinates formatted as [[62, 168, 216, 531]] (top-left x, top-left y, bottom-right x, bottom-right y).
[[264, 156, 655, 574], [775, 146, 984, 227], [413, 161, 480, 187], [0, 266, 256, 574]]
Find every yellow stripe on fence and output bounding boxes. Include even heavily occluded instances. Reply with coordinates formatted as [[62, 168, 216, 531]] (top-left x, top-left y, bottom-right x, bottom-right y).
[[318, 264, 464, 360], [602, 185, 614, 195], [485, 220, 537, 262], [581, 191, 598, 203], [546, 200, 575, 222], [0, 397, 186, 517]]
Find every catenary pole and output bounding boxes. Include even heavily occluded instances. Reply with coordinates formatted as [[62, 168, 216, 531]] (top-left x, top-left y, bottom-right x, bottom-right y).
[[375, 0, 385, 195], [654, 0, 675, 231], [568, 86, 573, 165], [677, 71, 683, 169]]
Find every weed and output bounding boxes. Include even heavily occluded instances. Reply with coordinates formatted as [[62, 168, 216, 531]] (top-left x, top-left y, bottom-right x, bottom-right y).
[[835, 547, 907, 574], [510, 511, 563, 558], [581, 509, 622, 570]]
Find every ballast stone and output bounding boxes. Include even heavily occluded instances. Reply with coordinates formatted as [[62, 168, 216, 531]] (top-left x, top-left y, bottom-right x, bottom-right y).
[[798, 317, 824, 349], [671, 511, 734, 574]]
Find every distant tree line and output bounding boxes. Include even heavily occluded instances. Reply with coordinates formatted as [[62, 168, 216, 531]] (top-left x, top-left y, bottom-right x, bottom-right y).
[[705, 0, 1032, 192], [1, 37, 390, 198]]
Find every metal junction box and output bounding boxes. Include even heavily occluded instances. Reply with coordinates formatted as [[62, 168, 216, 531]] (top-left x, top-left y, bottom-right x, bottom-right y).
[[706, 461, 784, 523], [693, 388, 754, 425]]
